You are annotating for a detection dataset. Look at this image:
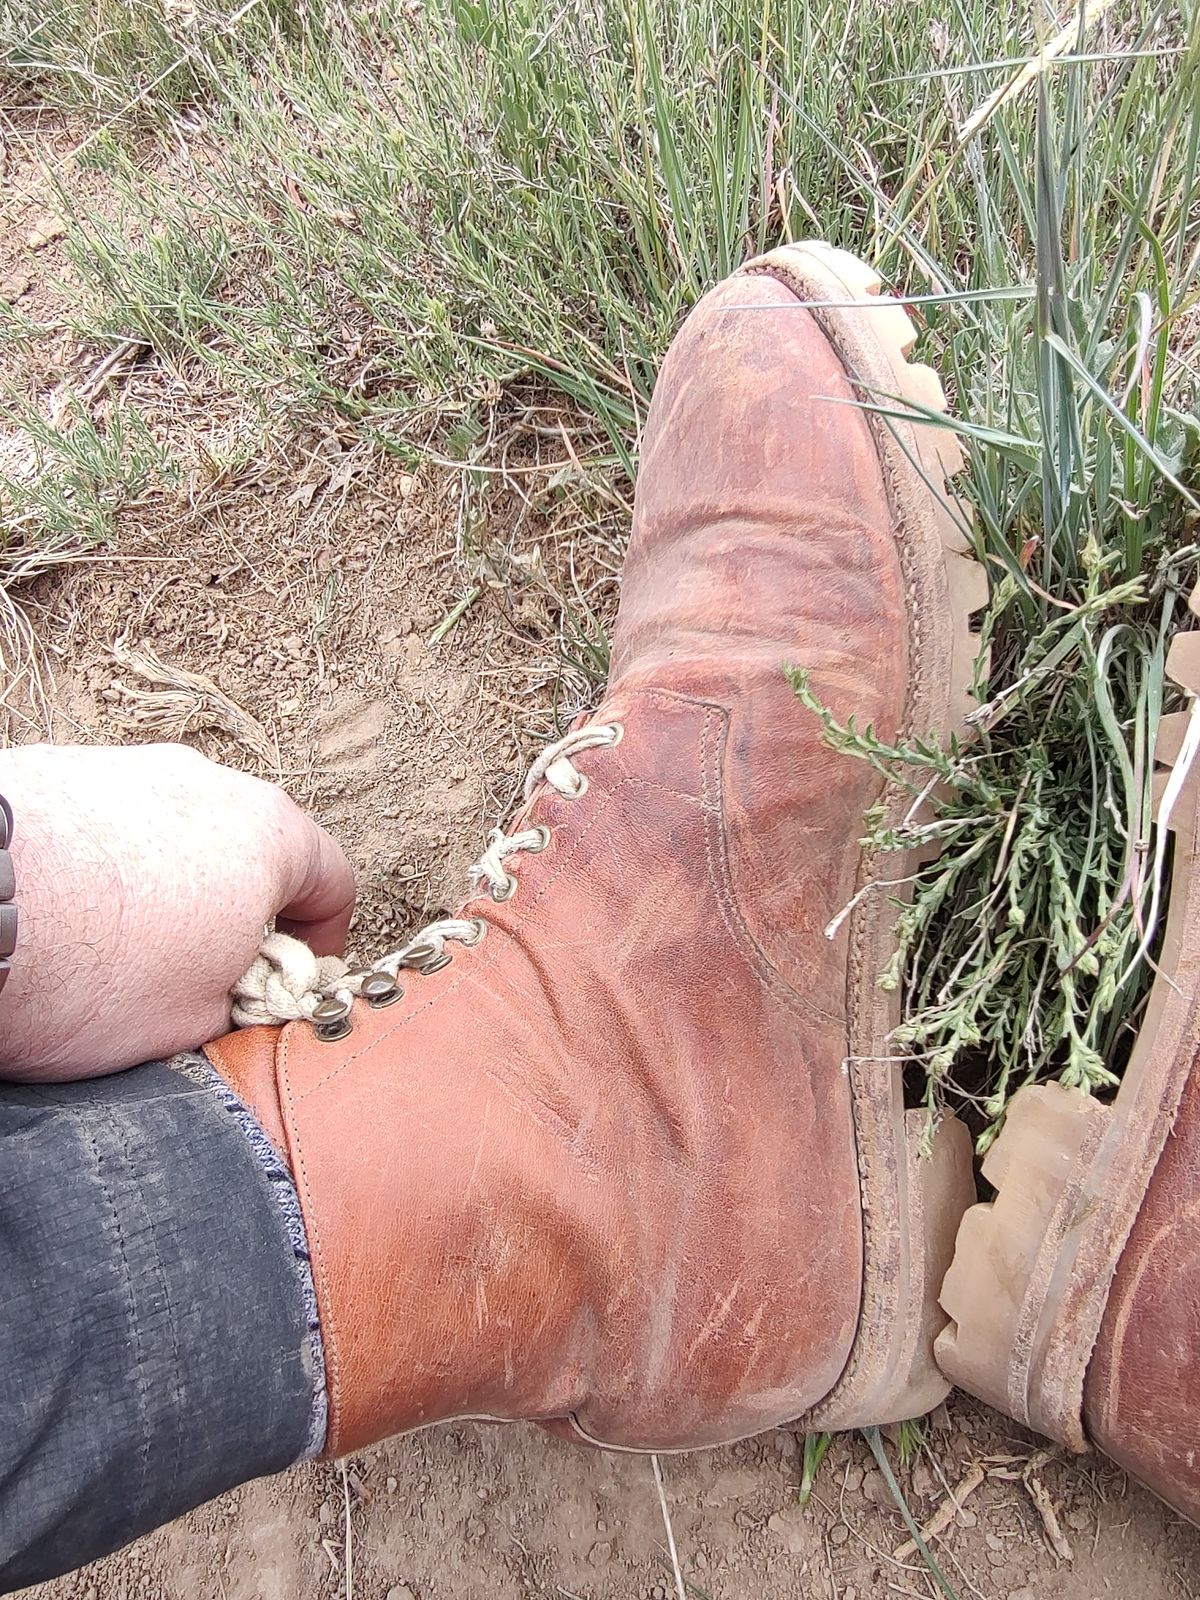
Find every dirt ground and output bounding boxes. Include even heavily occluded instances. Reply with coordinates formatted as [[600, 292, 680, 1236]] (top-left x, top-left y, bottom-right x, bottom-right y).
[[3, 116, 1199, 1600]]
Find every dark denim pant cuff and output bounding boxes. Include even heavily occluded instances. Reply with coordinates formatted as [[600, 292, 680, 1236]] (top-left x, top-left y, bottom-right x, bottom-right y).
[[1, 1054, 322, 1591]]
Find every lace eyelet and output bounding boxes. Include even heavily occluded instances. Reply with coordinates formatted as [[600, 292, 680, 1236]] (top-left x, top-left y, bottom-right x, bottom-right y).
[[526, 823, 551, 852], [312, 996, 353, 1042], [361, 971, 404, 1008], [462, 917, 488, 946], [491, 873, 518, 902], [398, 937, 441, 970], [603, 721, 624, 746], [417, 951, 453, 975]]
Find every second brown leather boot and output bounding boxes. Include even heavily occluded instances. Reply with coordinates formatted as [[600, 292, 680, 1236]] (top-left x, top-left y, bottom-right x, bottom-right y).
[[939, 594, 1200, 1527], [206, 242, 983, 1457]]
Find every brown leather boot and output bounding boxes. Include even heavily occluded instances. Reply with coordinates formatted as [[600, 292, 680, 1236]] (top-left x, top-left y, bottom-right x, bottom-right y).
[[206, 242, 983, 1458], [938, 601, 1200, 1524]]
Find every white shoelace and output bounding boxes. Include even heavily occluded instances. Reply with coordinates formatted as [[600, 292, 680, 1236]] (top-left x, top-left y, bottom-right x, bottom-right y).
[[231, 721, 622, 1029]]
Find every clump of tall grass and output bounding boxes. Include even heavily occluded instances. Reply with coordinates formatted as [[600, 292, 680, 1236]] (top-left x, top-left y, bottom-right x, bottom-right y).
[[795, 31, 1199, 1147], [37, 0, 937, 468]]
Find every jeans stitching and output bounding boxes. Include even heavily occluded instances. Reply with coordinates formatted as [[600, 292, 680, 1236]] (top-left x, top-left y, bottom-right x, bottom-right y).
[[103, 1101, 186, 1516], [79, 1115, 154, 1535]]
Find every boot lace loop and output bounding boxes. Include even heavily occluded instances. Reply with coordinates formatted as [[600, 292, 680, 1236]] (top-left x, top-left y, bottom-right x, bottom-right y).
[[231, 722, 622, 1029]]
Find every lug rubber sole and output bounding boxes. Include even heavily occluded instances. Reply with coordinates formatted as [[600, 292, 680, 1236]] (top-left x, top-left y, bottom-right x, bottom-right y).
[[936, 582, 1200, 1449], [740, 241, 986, 1428]]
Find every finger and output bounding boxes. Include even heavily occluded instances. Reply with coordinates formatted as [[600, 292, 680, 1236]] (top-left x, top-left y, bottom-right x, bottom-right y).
[[275, 815, 357, 956]]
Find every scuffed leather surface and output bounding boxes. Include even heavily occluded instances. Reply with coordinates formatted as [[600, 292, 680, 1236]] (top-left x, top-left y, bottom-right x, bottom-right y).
[[1086, 1066, 1200, 1522], [611, 273, 909, 1016], [207, 267, 914, 1454]]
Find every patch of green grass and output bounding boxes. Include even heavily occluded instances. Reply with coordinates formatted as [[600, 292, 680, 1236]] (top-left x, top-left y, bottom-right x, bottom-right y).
[[14, 1, 1067, 443], [0, 394, 178, 550], [41, 0, 951, 451], [0, 0, 300, 118], [2, 0, 1198, 1135]]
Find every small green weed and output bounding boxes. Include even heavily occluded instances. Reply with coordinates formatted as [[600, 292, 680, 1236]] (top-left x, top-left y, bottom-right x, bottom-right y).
[[792, 29, 1200, 1146], [796, 1431, 832, 1509]]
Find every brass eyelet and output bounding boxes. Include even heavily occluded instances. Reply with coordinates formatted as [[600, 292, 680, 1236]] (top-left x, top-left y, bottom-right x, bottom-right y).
[[361, 971, 404, 1008], [526, 824, 551, 852], [417, 950, 453, 975], [312, 996, 353, 1042], [491, 873, 518, 902], [462, 917, 488, 946], [604, 721, 624, 746], [397, 937, 438, 969]]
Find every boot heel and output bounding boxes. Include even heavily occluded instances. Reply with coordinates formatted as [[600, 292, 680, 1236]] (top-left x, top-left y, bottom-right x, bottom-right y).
[[935, 1083, 1108, 1446], [810, 1108, 974, 1429]]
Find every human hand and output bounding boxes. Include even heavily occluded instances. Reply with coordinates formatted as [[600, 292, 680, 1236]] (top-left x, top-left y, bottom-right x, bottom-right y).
[[0, 743, 355, 1081]]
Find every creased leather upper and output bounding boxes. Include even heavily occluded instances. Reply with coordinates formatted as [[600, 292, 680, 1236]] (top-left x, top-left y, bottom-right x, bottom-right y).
[[206, 267, 916, 1454], [611, 273, 910, 1014]]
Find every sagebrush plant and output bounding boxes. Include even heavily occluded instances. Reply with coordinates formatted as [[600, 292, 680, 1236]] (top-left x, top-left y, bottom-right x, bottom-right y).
[[0, 0, 1197, 1151]]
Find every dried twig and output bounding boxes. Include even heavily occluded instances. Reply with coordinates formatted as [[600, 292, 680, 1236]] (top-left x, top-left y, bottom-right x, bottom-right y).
[[892, 1463, 986, 1562], [340, 1461, 354, 1600], [55, 337, 148, 416], [106, 636, 278, 769], [1023, 1456, 1074, 1562], [651, 1454, 687, 1600]]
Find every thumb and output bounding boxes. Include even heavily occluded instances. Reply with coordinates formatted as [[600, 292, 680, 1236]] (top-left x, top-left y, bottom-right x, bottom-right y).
[[275, 812, 357, 957]]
